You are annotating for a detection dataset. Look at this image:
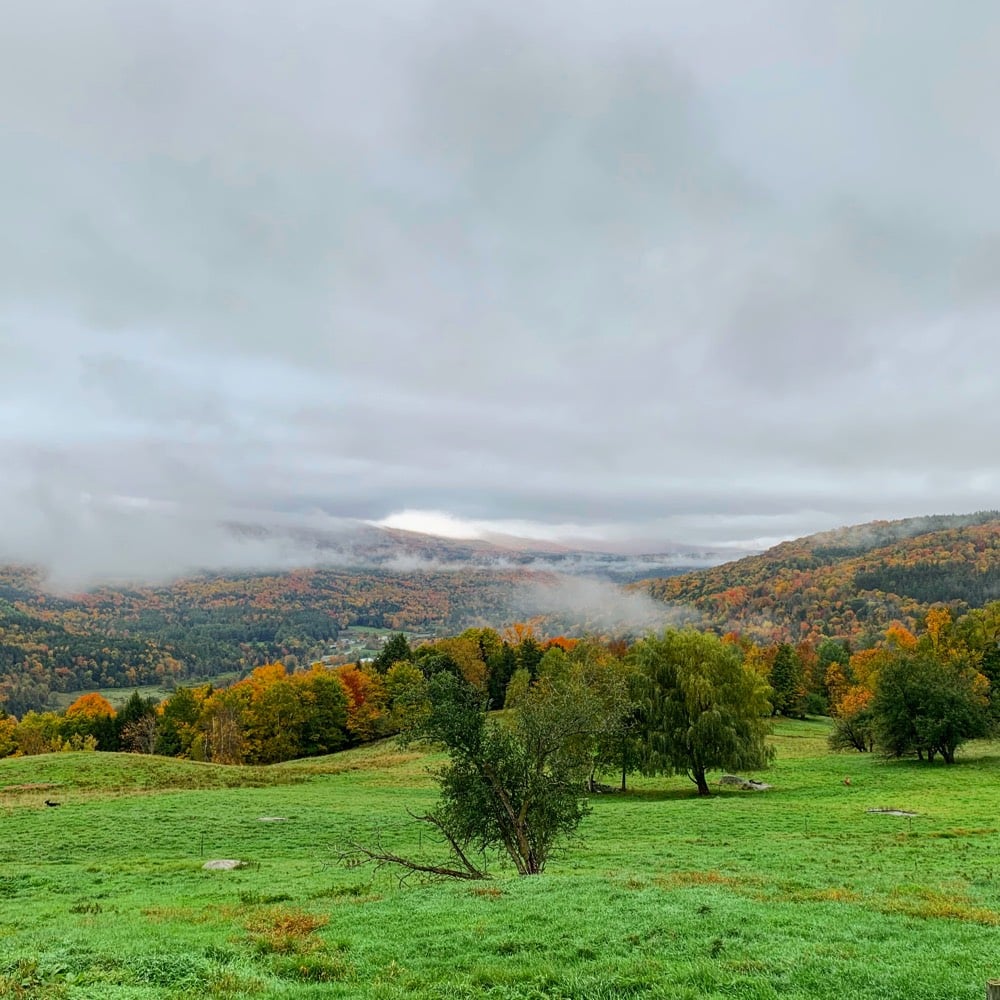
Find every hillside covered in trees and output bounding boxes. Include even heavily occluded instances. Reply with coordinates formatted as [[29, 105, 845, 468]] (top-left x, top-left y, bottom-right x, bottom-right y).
[[636, 512, 1000, 643], [0, 566, 543, 714]]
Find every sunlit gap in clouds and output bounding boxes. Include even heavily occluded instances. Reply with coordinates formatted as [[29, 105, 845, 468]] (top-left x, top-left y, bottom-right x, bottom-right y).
[[369, 509, 616, 545]]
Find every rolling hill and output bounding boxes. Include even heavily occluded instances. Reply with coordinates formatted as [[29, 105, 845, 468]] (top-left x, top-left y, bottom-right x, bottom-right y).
[[635, 511, 1000, 643]]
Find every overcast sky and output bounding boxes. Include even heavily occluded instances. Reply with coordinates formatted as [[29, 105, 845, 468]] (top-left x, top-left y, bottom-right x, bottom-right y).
[[2, 0, 1000, 579]]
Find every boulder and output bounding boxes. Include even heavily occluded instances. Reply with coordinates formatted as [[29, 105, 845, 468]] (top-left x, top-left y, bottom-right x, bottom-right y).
[[719, 774, 771, 791]]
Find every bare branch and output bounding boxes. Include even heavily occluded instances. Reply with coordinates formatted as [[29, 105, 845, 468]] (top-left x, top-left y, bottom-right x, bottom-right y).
[[338, 820, 490, 882]]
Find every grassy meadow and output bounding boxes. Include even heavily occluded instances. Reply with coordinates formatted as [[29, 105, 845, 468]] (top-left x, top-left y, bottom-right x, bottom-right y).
[[2, 719, 999, 998]]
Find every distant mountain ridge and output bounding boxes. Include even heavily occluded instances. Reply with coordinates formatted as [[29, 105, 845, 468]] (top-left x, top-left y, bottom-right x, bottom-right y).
[[223, 517, 733, 580], [636, 511, 1000, 642]]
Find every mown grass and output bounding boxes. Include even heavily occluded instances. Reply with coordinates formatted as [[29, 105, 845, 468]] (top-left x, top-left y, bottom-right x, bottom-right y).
[[1, 720, 999, 998]]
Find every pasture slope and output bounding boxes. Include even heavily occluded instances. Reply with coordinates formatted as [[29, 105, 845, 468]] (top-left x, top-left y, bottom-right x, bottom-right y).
[[1, 721, 999, 999]]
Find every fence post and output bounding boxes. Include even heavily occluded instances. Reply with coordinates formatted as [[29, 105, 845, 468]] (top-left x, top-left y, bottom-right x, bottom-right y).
[[986, 979, 1000, 1000]]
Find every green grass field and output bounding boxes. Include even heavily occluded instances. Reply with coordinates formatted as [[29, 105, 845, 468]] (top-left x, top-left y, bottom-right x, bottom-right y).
[[2, 719, 999, 999], [47, 678, 243, 712]]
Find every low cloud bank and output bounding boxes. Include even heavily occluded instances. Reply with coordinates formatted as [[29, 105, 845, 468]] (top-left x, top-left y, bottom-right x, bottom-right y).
[[514, 575, 700, 636], [0, 491, 735, 591]]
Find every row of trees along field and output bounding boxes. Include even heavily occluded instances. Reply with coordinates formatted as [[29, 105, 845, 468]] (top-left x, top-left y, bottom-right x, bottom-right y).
[[2, 605, 998, 774]]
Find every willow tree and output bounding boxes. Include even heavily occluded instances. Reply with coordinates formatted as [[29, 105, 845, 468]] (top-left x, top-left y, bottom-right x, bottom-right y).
[[630, 629, 774, 795]]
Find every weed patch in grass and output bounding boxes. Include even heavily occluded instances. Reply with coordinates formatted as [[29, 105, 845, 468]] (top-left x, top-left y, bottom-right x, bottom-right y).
[[469, 885, 504, 899], [883, 886, 1000, 926], [243, 906, 329, 955], [309, 883, 381, 903], [67, 900, 102, 914], [655, 869, 747, 889], [143, 905, 221, 925]]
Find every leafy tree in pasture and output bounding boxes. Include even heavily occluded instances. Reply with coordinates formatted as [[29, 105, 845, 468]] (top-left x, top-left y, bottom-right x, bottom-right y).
[[953, 601, 1000, 720], [11, 711, 66, 755], [536, 645, 571, 682], [630, 630, 774, 796], [413, 646, 463, 680], [197, 688, 245, 764], [567, 640, 638, 791], [423, 670, 611, 874], [503, 668, 531, 708], [336, 664, 389, 743], [428, 634, 491, 688], [871, 650, 991, 763], [0, 713, 16, 757], [383, 659, 430, 732], [351, 669, 610, 877], [828, 685, 876, 753], [239, 671, 309, 764]]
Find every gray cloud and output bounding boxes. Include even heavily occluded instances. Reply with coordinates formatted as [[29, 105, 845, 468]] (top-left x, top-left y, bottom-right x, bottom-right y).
[[2, 0, 1000, 579]]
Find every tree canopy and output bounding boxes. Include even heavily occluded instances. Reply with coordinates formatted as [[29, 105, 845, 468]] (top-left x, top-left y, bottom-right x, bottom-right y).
[[630, 629, 774, 795]]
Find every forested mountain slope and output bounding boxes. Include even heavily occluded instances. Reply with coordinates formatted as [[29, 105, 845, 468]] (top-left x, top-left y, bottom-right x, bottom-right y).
[[636, 512, 1000, 643]]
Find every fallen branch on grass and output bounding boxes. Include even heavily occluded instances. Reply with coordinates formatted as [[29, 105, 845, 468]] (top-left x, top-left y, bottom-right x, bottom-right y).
[[339, 811, 490, 883]]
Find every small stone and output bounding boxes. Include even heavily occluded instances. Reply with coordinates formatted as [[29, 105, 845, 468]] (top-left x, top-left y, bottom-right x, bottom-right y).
[[257, 816, 288, 822]]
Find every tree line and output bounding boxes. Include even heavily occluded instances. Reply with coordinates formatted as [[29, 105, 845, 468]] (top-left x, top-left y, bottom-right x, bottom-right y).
[[3, 602, 998, 774], [0, 626, 772, 789]]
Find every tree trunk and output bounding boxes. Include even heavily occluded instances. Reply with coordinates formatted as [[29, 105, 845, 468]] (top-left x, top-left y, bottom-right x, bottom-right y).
[[694, 767, 711, 796]]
